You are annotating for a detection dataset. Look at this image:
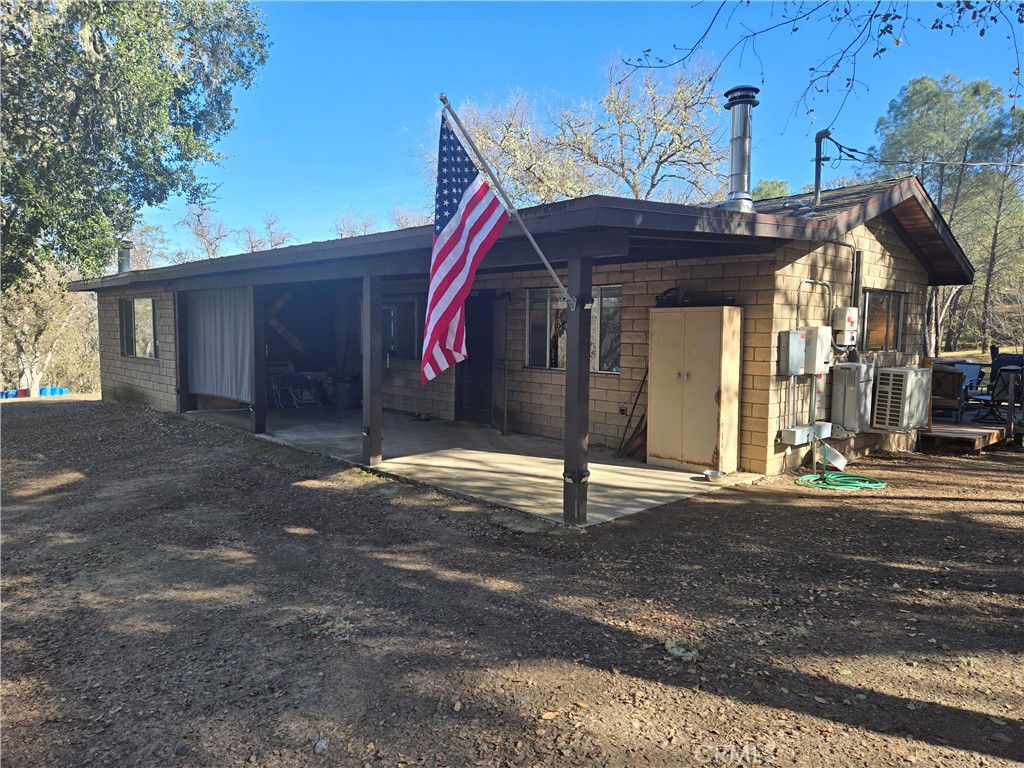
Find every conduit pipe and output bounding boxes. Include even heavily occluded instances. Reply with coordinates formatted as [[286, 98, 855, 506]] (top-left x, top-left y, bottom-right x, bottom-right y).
[[796, 279, 834, 330], [826, 239, 864, 352], [796, 278, 835, 428]]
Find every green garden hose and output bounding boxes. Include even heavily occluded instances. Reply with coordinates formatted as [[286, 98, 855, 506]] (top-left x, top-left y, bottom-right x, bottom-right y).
[[796, 471, 887, 491]]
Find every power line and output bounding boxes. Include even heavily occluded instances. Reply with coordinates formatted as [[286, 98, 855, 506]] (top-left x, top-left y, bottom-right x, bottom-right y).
[[823, 137, 1024, 169]]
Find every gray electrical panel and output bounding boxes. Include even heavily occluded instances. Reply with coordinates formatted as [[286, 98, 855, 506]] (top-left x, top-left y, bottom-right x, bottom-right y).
[[778, 330, 806, 376]]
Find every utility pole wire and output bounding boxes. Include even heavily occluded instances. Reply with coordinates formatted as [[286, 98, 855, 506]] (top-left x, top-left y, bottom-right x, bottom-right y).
[[822, 136, 1024, 169]]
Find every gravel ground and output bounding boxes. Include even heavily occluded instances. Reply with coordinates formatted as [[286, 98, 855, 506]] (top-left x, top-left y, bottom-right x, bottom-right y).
[[2, 397, 1022, 767]]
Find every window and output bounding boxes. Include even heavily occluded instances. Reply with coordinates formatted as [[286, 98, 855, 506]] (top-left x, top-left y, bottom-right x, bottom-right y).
[[593, 285, 621, 372], [862, 290, 903, 351], [383, 297, 422, 360], [119, 298, 156, 358], [527, 286, 621, 373]]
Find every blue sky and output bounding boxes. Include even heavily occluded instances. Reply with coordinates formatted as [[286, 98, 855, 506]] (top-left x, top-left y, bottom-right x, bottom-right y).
[[144, 1, 1015, 255]]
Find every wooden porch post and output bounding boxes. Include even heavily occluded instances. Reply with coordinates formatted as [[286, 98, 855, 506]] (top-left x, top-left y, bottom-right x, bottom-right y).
[[250, 283, 267, 434], [362, 274, 383, 466], [563, 257, 592, 524]]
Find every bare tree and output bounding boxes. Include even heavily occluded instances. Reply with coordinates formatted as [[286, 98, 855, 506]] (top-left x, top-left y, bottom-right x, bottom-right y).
[[452, 63, 727, 207], [237, 213, 293, 252], [387, 206, 432, 230], [333, 212, 377, 238], [178, 204, 232, 260], [988, 236, 1024, 352], [460, 90, 604, 207], [554, 62, 725, 203]]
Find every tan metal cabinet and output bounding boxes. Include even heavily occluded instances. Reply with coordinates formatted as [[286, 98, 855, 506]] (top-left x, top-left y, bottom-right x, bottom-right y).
[[647, 306, 742, 472]]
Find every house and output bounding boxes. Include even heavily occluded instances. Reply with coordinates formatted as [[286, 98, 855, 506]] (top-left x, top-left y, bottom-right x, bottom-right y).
[[70, 91, 973, 525]]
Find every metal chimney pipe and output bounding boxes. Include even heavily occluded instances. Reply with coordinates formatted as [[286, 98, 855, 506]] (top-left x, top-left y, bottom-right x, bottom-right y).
[[117, 239, 133, 273], [813, 129, 831, 206], [721, 85, 760, 213]]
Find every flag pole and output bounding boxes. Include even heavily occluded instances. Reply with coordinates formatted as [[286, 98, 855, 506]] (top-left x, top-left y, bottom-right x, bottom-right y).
[[439, 93, 577, 311]]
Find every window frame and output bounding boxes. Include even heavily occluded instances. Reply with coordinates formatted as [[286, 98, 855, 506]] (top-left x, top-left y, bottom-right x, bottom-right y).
[[861, 289, 904, 352], [119, 297, 157, 359], [382, 295, 423, 361], [526, 285, 622, 373]]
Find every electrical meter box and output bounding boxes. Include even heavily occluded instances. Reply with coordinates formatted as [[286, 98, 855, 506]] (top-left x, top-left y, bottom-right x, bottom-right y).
[[832, 306, 859, 347], [803, 326, 833, 374], [778, 330, 806, 376]]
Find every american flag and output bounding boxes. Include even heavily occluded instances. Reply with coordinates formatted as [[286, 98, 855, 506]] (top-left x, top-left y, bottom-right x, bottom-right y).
[[421, 115, 509, 383]]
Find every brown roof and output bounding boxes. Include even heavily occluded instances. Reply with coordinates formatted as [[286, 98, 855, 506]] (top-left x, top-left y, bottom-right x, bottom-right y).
[[754, 178, 911, 219], [72, 176, 971, 292], [754, 176, 971, 285]]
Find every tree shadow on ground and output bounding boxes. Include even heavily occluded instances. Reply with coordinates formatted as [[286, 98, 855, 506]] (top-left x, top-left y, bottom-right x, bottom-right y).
[[2, 400, 1022, 765]]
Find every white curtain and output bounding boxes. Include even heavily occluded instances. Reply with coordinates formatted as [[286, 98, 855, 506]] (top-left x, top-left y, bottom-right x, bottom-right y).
[[187, 288, 253, 403]]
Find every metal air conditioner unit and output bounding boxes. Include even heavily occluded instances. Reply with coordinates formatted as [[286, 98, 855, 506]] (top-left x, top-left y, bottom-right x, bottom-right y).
[[871, 367, 931, 430], [832, 362, 874, 433]]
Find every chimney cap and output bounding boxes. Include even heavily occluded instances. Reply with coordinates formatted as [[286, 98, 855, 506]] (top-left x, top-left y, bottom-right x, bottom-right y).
[[724, 85, 760, 109]]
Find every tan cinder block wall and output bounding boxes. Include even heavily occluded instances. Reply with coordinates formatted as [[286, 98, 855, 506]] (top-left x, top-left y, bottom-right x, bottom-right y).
[[474, 254, 777, 452], [382, 359, 456, 420], [94, 214, 929, 473], [97, 288, 178, 411], [760, 218, 929, 475]]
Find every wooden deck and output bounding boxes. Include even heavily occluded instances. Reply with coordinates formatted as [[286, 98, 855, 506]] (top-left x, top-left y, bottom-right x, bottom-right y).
[[921, 420, 1008, 451]]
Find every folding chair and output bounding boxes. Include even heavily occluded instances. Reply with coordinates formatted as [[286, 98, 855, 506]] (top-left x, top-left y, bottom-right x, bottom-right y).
[[971, 366, 1023, 424], [272, 374, 321, 408]]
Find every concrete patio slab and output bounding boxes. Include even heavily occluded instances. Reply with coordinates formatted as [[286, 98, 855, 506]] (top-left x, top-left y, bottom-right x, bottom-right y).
[[189, 408, 759, 525]]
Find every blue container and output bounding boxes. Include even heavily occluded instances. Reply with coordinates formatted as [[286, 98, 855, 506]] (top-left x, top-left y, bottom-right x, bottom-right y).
[[61, 387, 70, 396], [41, 387, 52, 397]]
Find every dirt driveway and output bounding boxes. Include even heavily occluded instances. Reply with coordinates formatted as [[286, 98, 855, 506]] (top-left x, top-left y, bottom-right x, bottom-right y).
[[2, 398, 1022, 767]]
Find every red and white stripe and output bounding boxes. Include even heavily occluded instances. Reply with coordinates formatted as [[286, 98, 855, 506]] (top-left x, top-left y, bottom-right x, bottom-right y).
[[421, 175, 509, 383]]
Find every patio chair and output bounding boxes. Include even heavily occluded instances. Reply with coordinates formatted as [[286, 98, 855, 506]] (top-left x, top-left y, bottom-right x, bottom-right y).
[[266, 361, 294, 408], [971, 366, 1023, 424], [272, 373, 321, 408], [952, 362, 984, 392], [265, 361, 320, 408]]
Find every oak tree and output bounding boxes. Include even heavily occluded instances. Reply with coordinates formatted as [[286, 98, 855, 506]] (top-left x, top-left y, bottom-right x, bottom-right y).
[[1, 0, 269, 283]]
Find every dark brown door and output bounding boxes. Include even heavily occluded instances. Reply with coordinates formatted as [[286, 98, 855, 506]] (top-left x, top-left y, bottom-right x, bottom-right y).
[[455, 291, 494, 424]]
